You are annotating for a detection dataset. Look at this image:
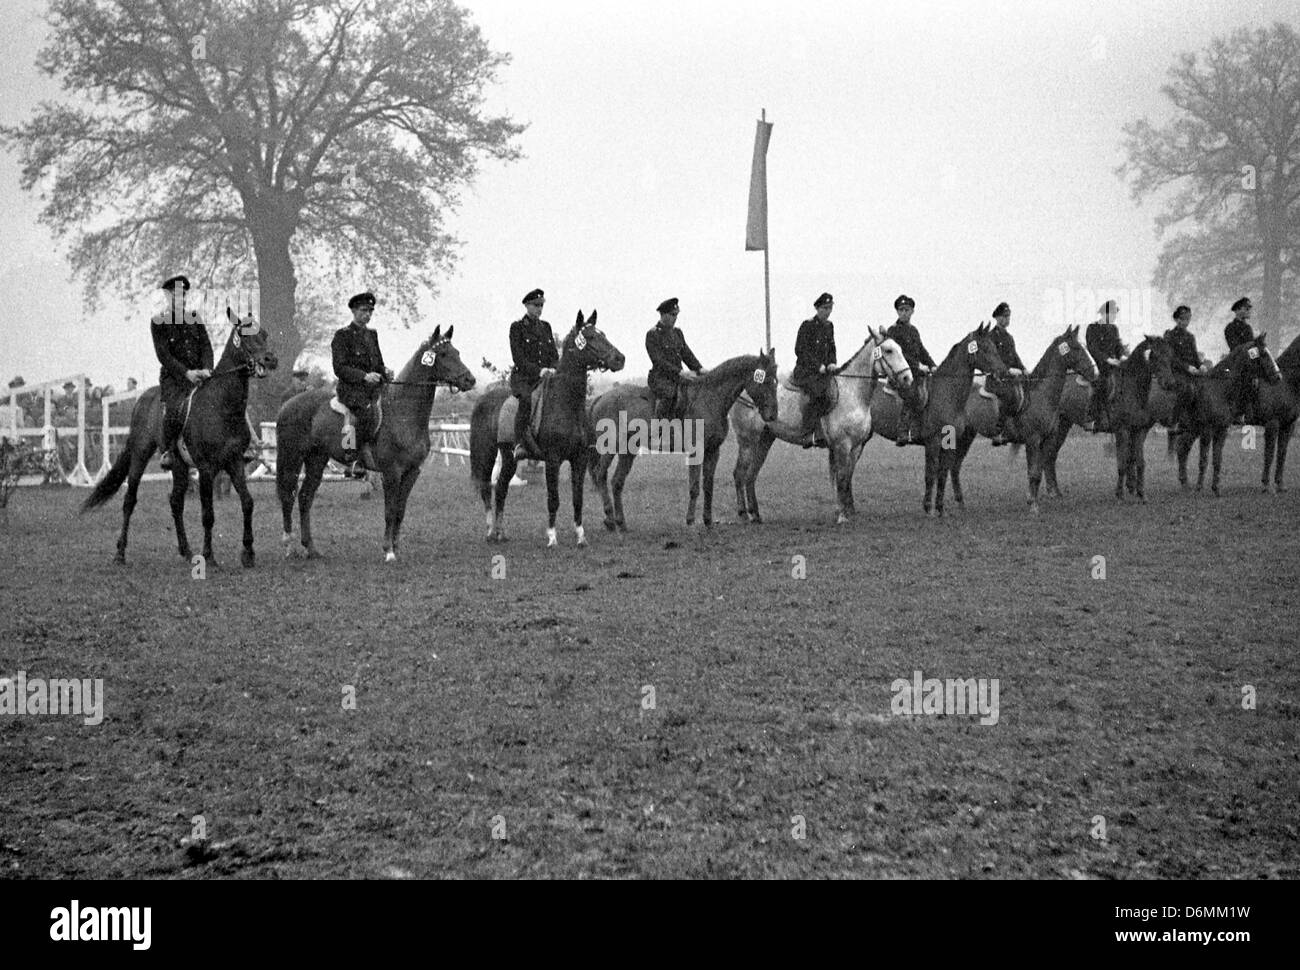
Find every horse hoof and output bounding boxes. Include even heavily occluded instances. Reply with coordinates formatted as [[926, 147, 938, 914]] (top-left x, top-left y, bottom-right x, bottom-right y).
[[1028, 503, 1040, 515], [616, 521, 627, 534], [736, 511, 750, 522], [836, 513, 848, 525], [306, 547, 324, 560], [1212, 487, 1220, 497], [242, 550, 255, 568], [1277, 485, 1287, 494], [385, 551, 397, 563], [113, 555, 126, 566], [604, 518, 616, 532], [750, 514, 763, 525]]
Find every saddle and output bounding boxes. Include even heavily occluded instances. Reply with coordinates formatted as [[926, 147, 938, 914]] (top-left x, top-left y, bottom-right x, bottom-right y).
[[496, 377, 550, 445], [329, 395, 383, 449]]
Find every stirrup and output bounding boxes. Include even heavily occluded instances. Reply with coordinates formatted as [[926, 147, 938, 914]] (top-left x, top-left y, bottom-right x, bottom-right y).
[[344, 461, 368, 480], [159, 449, 175, 470]]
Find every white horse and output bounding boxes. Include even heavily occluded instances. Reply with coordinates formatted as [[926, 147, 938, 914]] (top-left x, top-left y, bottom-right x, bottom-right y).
[[730, 327, 913, 524]]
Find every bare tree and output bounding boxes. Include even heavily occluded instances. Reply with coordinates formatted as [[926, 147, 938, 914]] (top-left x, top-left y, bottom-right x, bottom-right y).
[[1119, 22, 1299, 347], [1, 0, 523, 417]]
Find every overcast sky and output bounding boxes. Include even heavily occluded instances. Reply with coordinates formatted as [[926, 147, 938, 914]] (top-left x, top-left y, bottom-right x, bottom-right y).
[[0, 0, 1291, 391]]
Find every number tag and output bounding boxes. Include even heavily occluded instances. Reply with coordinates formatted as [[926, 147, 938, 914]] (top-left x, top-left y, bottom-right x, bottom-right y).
[[1248, 347, 1259, 359], [575, 332, 587, 350], [421, 350, 436, 366], [967, 340, 977, 354], [232, 331, 241, 347], [753, 368, 766, 384], [1058, 342, 1069, 356], [871, 346, 883, 361]]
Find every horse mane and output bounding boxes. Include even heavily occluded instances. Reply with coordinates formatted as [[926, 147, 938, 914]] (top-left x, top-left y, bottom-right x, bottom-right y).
[[936, 332, 978, 374], [396, 331, 446, 382], [1029, 331, 1072, 380], [706, 353, 764, 384], [1274, 332, 1300, 385]]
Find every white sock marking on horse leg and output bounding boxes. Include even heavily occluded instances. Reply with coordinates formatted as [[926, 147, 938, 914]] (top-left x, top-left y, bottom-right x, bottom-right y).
[[385, 550, 397, 563], [546, 527, 557, 547], [575, 524, 586, 546]]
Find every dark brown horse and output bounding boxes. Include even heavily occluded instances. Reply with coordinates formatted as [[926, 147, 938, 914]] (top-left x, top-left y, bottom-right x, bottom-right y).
[[588, 350, 778, 531], [275, 326, 476, 562], [82, 308, 278, 566], [1255, 332, 1300, 493], [868, 324, 1008, 516], [470, 311, 625, 546], [951, 325, 1097, 513], [1108, 336, 1178, 502], [1173, 334, 1282, 496]]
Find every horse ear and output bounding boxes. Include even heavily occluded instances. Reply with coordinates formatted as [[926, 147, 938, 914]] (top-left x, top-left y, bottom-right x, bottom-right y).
[[575, 310, 585, 328], [431, 325, 442, 342], [588, 309, 597, 325], [226, 306, 235, 323], [445, 325, 454, 341]]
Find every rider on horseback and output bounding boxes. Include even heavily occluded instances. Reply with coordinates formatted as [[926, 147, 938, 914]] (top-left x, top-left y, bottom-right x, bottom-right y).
[[647, 297, 705, 422], [791, 293, 837, 448], [511, 288, 559, 461], [1164, 305, 1208, 434], [1225, 297, 1259, 425], [886, 294, 936, 445], [987, 302, 1026, 446], [332, 291, 392, 477], [152, 274, 212, 471], [1085, 300, 1128, 432]]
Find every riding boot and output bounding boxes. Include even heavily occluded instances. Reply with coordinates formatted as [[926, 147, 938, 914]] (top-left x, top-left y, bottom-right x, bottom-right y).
[[991, 416, 1007, 446], [513, 394, 537, 462], [359, 442, 381, 472], [159, 404, 178, 469]]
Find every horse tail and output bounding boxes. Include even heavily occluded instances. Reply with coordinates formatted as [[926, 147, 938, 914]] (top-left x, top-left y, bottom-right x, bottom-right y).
[[1166, 428, 1178, 457], [1009, 442, 1022, 460], [470, 389, 506, 504], [81, 447, 130, 512]]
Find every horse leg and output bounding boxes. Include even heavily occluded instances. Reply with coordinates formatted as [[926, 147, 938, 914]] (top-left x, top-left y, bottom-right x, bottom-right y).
[[610, 453, 635, 532], [1275, 420, 1294, 492], [570, 452, 589, 547], [1211, 430, 1225, 496], [115, 451, 150, 565], [1026, 437, 1043, 514], [297, 453, 329, 558], [1133, 428, 1148, 503], [934, 446, 950, 517], [1175, 430, 1192, 488], [382, 466, 402, 562], [1113, 429, 1127, 500], [228, 459, 256, 568], [545, 460, 561, 547], [830, 442, 849, 524], [951, 430, 976, 509], [489, 446, 516, 542], [1196, 432, 1209, 490], [701, 445, 720, 529], [198, 470, 217, 562], [1043, 416, 1069, 497], [591, 452, 617, 531], [1262, 422, 1277, 493], [840, 439, 866, 522], [739, 430, 774, 524], [686, 459, 701, 526], [383, 466, 421, 562], [923, 442, 937, 517], [170, 468, 193, 560]]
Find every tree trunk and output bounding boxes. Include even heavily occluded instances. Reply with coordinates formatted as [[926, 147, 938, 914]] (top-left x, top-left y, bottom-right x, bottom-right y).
[[248, 224, 302, 425], [1261, 241, 1283, 343]]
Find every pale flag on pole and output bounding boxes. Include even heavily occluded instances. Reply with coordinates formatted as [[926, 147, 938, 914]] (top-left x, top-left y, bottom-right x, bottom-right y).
[[745, 118, 774, 251]]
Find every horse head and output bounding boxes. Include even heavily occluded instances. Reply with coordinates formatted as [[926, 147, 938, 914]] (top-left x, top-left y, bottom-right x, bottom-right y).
[[1232, 333, 1282, 386], [1053, 324, 1097, 382], [742, 348, 779, 422], [969, 322, 1008, 379], [563, 310, 626, 373], [1142, 335, 1179, 391], [865, 326, 913, 389], [224, 307, 278, 378], [416, 325, 477, 392]]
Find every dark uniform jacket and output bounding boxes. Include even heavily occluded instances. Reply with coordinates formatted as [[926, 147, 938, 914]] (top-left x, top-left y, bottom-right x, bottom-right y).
[[792, 317, 837, 386], [1086, 321, 1127, 368], [331, 323, 387, 412], [646, 324, 703, 398], [509, 314, 559, 396], [151, 309, 213, 396], [1164, 327, 1201, 374], [885, 320, 936, 372], [1224, 318, 1254, 352], [988, 325, 1025, 372]]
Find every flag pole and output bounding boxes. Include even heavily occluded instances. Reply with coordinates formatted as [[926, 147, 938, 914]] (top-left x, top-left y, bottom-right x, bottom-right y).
[[762, 108, 771, 351]]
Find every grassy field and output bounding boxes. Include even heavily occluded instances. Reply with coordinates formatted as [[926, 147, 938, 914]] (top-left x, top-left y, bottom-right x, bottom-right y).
[[1, 430, 1296, 878]]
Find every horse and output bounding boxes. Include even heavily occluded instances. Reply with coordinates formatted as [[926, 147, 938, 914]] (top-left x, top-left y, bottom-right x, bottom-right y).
[[867, 324, 1008, 517], [1105, 336, 1180, 502], [949, 325, 1097, 514], [588, 349, 778, 531], [1254, 332, 1300, 493], [729, 328, 913, 525], [82, 307, 278, 566], [470, 311, 625, 546], [1173, 334, 1282, 496], [275, 326, 476, 562]]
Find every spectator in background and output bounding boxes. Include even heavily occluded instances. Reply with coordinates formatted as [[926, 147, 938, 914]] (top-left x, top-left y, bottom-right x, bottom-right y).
[[126, 377, 138, 392], [281, 368, 312, 406]]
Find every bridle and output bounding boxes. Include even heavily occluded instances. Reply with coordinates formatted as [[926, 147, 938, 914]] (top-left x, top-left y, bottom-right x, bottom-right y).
[[385, 339, 472, 390]]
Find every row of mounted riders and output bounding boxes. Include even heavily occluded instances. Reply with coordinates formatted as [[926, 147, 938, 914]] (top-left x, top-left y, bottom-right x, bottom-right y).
[[81, 279, 1298, 565]]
